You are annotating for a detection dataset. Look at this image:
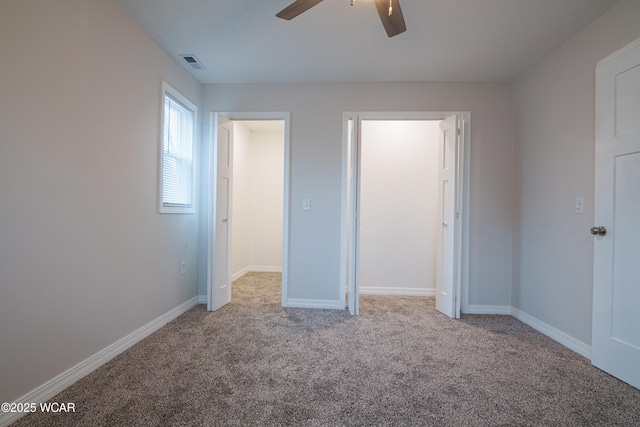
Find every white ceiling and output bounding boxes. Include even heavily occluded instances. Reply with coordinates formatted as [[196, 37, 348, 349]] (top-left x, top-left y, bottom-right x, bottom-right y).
[[119, 0, 620, 84]]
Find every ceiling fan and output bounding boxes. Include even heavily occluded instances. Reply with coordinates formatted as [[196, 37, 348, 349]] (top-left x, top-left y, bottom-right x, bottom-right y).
[[276, 0, 407, 38]]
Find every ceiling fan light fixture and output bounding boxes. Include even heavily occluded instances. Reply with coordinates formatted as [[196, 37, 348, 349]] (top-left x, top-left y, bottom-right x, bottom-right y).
[[277, 0, 406, 38]]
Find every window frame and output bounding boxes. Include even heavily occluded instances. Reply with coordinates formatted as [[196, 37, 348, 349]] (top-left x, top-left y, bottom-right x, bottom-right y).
[[158, 81, 197, 214]]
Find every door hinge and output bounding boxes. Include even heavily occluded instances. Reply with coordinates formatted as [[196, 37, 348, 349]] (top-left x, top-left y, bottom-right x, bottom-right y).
[[457, 127, 461, 136]]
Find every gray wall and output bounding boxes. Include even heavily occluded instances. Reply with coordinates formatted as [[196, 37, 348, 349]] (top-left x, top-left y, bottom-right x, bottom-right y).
[[0, 0, 203, 403], [198, 82, 514, 307], [512, 0, 640, 345]]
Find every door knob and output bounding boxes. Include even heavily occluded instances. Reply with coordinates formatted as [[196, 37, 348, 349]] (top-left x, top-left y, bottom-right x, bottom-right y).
[[590, 226, 606, 236]]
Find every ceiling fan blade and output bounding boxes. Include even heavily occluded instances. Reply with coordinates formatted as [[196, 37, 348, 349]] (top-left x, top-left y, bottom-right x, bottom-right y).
[[276, 0, 324, 20], [374, 0, 406, 37]]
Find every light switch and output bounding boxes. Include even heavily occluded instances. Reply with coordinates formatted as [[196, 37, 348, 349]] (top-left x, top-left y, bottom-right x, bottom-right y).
[[302, 199, 311, 211], [576, 197, 584, 214]]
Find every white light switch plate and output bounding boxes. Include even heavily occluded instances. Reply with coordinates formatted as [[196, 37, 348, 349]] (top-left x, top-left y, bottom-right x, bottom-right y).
[[576, 197, 584, 214], [302, 199, 311, 211]]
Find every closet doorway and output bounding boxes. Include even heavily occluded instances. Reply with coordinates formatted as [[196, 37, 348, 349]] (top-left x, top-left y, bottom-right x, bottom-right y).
[[341, 112, 470, 317], [208, 112, 290, 311], [231, 120, 285, 280], [359, 120, 441, 296]]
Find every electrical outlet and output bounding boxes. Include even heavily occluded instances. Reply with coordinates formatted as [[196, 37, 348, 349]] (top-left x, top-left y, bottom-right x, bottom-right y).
[[180, 261, 186, 275]]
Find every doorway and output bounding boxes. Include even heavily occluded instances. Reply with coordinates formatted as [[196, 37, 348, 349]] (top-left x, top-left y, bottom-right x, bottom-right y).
[[358, 120, 440, 297], [341, 112, 470, 317], [231, 120, 285, 280], [207, 112, 291, 311]]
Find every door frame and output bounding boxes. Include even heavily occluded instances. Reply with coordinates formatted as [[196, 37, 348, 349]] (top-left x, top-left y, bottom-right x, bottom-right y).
[[207, 111, 291, 310], [340, 111, 470, 316]]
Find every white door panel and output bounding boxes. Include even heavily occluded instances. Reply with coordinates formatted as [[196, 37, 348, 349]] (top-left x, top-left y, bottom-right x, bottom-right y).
[[436, 115, 459, 318], [209, 113, 233, 311], [347, 117, 358, 316], [592, 38, 640, 389], [611, 152, 640, 346]]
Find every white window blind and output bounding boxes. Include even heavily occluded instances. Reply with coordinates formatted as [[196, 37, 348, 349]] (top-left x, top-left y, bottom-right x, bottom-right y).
[[160, 89, 195, 212]]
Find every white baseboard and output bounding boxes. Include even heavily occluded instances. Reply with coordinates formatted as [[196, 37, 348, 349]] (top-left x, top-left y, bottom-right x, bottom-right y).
[[285, 298, 344, 309], [249, 265, 282, 273], [231, 265, 282, 282], [359, 286, 436, 296], [197, 295, 207, 304], [510, 307, 591, 359], [231, 266, 250, 282], [463, 304, 512, 315], [0, 297, 199, 427]]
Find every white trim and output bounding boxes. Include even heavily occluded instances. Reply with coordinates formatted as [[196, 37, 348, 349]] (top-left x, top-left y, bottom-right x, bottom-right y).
[[248, 265, 282, 273], [597, 36, 640, 66], [463, 304, 512, 315], [197, 294, 207, 304], [460, 115, 471, 315], [340, 113, 351, 311], [231, 266, 250, 282], [511, 307, 592, 359], [352, 111, 462, 120], [359, 286, 436, 296], [0, 297, 198, 427], [284, 299, 345, 309], [206, 113, 216, 311], [231, 266, 283, 282]]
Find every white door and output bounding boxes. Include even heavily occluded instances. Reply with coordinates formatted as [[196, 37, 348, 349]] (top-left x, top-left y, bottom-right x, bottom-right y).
[[592, 38, 640, 389], [348, 116, 360, 315], [208, 113, 233, 311], [436, 115, 460, 318]]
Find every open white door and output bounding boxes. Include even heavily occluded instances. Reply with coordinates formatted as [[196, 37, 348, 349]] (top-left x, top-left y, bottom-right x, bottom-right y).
[[208, 113, 233, 311], [347, 116, 360, 315], [436, 115, 460, 318], [592, 38, 640, 389]]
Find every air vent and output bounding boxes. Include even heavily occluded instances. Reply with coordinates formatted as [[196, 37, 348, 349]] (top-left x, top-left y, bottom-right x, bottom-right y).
[[178, 54, 206, 70]]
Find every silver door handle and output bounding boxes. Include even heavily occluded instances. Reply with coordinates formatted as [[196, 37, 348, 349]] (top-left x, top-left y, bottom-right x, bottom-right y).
[[590, 226, 606, 236], [222, 218, 228, 222], [442, 222, 448, 227]]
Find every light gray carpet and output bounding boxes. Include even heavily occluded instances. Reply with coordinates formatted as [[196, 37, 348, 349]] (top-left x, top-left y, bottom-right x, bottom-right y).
[[13, 272, 640, 426]]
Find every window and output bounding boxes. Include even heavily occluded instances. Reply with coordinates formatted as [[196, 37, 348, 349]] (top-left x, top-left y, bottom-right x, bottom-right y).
[[159, 82, 196, 213]]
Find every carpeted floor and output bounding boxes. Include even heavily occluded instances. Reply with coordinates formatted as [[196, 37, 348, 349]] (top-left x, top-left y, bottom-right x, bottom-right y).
[[13, 272, 640, 426]]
